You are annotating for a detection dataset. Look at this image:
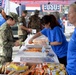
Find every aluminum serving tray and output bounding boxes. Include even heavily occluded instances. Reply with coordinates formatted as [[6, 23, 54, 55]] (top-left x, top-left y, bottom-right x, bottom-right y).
[[23, 52, 47, 57], [26, 44, 42, 48], [20, 56, 55, 63], [26, 44, 51, 49]]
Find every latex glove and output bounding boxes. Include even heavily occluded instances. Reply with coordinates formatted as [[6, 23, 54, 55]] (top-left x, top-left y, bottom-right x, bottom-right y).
[[28, 39, 33, 44]]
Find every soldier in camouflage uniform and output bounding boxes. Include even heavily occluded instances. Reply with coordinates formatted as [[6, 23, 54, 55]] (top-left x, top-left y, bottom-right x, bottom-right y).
[[0, 12, 20, 65], [18, 10, 32, 42], [28, 10, 42, 32]]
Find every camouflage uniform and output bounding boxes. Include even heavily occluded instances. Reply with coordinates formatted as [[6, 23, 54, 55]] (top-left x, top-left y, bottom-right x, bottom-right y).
[[9, 12, 18, 22], [18, 16, 28, 42], [0, 23, 14, 64], [28, 10, 41, 32], [28, 15, 41, 32], [0, 12, 18, 65]]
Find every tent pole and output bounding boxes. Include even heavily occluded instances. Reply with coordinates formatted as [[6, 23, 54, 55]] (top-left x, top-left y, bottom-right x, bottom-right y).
[[19, 3, 22, 16]]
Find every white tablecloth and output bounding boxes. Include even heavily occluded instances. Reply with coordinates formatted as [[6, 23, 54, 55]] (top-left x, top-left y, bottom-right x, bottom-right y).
[[13, 35, 59, 63]]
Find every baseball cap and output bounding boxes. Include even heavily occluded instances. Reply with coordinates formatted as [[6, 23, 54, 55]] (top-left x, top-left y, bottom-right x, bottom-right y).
[[9, 12, 18, 22]]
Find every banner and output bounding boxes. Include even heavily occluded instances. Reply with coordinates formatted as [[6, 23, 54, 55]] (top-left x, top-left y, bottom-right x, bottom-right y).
[[25, 4, 41, 11], [42, 3, 61, 12]]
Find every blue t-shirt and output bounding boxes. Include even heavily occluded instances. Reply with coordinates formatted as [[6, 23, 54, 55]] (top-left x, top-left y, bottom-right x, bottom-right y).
[[41, 26, 68, 58], [58, 19, 65, 32], [0, 14, 6, 26], [66, 28, 76, 75]]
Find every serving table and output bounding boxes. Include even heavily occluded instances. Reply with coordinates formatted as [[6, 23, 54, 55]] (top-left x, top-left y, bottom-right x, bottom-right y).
[[13, 35, 59, 63]]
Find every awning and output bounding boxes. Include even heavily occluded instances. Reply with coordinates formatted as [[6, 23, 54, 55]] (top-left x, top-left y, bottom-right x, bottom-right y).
[[10, 0, 70, 5]]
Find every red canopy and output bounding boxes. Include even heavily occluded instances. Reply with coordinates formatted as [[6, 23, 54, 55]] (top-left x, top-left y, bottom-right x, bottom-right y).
[[10, 0, 70, 5]]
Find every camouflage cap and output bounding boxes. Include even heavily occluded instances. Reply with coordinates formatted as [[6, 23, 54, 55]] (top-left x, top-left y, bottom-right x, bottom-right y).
[[9, 12, 18, 22], [34, 10, 39, 14], [23, 10, 28, 14]]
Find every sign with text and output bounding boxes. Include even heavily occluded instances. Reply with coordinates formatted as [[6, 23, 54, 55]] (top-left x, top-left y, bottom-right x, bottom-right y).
[[42, 3, 61, 12]]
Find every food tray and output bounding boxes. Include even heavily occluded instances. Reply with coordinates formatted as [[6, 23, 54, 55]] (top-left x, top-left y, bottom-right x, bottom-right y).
[[23, 52, 47, 57], [26, 44, 51, 49], [20, 57, 54, 63], [26, 44, 42, 48]]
